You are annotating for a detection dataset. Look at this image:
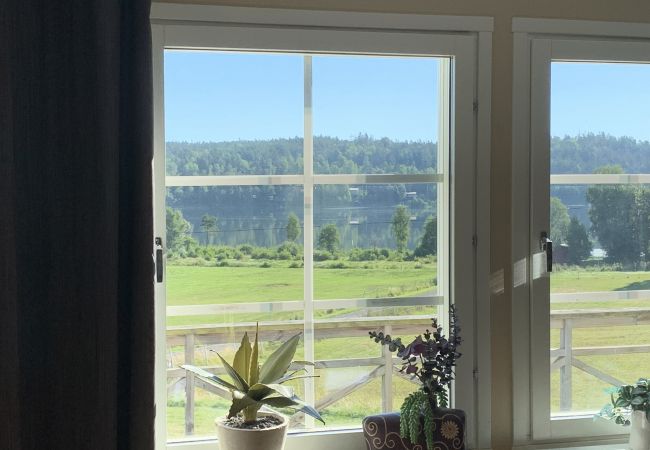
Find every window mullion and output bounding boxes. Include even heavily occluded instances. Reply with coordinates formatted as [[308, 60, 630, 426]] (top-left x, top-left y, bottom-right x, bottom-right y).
[[437, 58, 451, 327], [302, 54, 316, 429]]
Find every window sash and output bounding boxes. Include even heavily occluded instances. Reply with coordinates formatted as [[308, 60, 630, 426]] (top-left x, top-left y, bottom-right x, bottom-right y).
[[163, 47, 448, 435], [153, 11, 485, 450], [514, 32, 650, 443]]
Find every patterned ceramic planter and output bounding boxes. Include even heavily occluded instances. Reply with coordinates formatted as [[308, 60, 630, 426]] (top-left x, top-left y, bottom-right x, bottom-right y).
[[363, 410, 466, 450]]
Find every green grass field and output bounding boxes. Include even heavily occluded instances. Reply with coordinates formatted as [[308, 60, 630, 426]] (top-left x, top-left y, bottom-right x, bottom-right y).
[[165, 259, 650, 439]]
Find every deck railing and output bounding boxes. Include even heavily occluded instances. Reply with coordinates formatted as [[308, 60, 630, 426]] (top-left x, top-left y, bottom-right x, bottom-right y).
[[550, 306, 650, 412], [167, 291, 650, 434], [166, 316, 427, 435]]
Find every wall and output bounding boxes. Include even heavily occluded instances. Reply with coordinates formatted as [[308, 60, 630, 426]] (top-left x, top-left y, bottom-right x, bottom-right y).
[[154, 1, 650, 448]]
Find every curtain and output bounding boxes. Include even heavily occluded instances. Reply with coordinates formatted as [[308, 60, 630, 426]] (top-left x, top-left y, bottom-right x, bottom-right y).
[[1, 2, 154, 449]]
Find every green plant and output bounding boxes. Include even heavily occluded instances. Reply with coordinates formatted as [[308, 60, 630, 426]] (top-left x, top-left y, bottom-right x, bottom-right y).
[[369, 306, 461, 450], [597, 378, 650, 425], [182, 327, 324, 425], [317, 223, 340, 254]]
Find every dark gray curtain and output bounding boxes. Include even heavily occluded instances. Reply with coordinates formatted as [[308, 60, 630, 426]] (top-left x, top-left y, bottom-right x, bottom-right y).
[[1, 2, 155, 449]]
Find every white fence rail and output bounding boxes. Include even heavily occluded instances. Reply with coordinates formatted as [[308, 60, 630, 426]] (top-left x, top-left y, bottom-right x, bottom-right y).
[[167, 316, 427, 435], [550, 307, 650, 411], [167, 295, 650, 433]]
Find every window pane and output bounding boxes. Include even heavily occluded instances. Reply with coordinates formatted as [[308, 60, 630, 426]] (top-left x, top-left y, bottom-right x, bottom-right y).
[[314, 183, 439, 301], [165, 50, 304, 175], [549, 184, 650, 415], [165, 185, 305, 439], [313, 56, 441, 174], [164, 51, 450, 440], [312, 182, 441, 428], [550, 61, 650, 417], [551, 62, 650, 174]]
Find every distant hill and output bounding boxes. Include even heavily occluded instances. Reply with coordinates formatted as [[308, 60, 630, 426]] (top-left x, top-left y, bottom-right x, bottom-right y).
[[166, 133, 649, 248], [166, 135, 437, 176], [552, 133, 650, 174]]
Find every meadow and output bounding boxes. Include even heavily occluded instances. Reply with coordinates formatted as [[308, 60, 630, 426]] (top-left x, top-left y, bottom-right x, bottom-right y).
[[165, 259, 650, 439]]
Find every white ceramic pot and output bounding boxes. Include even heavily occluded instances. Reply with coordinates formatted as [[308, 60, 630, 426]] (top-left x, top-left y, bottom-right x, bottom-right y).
[[216, 413, 289, 450], [630, 410, 650, 450]]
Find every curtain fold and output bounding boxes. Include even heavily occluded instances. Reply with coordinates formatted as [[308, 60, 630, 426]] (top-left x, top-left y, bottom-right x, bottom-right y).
[[0, 2, 155, 449]]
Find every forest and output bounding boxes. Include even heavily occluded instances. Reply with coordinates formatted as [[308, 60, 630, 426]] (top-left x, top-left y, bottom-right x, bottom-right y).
[[166, 133, 650, 266]]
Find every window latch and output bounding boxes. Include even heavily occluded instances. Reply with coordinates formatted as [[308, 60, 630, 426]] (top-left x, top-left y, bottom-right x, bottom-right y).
[[540, 231, 553, 273], [155, 237, 164, 283]]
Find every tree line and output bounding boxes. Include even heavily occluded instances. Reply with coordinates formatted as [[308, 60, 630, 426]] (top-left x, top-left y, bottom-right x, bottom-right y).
[[166, 133, 650, 265], [166, 205, 438, 261], [551, 165, 650, 266]]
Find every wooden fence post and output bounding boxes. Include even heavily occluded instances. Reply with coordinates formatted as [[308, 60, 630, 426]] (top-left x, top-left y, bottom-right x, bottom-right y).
[[382, 325, 393, 413], [185, 333, 195, 435], [560, 319, 573, 411]]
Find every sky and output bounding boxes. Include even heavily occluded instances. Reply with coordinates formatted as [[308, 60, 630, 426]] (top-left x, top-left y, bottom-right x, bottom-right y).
[[551, 62, 650, 141], [164, 50, 650, 143], [164, 51, 439, 142]]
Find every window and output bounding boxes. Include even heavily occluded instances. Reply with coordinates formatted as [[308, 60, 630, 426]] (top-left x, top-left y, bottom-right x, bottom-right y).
[[512, 22, 650, 444], [152, 7, 491, 449]]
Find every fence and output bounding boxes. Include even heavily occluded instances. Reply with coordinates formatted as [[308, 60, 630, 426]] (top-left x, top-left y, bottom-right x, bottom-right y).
[[167, 291, 650, 434], [166, 316, 428, 435], [550, 290, 650, 412]]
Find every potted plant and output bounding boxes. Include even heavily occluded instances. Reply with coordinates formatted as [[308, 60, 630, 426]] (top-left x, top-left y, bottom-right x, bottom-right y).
[[597, 378, 650, 450], [363, 305, 463, 450], [182, 326, 324, 450]]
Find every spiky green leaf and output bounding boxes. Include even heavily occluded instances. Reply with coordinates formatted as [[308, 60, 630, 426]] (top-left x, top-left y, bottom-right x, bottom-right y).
[[233, 332, 252, 384], [262, 396, 325, 424], [228, 392, 259, 418], [250, 324, 260, 386], [276, 368, 307, 384], [278, 375, 318, 384], [247, 383, 295, 401], [181, 364, 238, 391], [259, 333, 301, 384], [291, 360, 315, 367], [216, 352, 249, 392]]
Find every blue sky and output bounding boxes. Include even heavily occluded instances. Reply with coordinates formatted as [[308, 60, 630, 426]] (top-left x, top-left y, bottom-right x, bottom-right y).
[[551, 62, 650, 141], [164, 51, 650, 142], [164, 51, 438, 142]]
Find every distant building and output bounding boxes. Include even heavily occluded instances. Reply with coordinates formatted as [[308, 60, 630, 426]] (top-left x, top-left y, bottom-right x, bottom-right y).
[[555, 243, 569, 264]]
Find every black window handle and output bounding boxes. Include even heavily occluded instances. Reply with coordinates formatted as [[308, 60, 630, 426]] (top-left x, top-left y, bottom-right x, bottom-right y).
[[540, 231, 553, 273], [155, 237, 164, 282]]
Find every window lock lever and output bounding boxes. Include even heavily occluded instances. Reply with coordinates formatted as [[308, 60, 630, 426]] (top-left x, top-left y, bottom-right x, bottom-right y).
[[155, 237, 164, 283], [540, 231, 553, 273]]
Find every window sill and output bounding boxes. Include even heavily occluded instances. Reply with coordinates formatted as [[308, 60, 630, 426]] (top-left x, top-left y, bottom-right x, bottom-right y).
[[515, 440, 628, 450]]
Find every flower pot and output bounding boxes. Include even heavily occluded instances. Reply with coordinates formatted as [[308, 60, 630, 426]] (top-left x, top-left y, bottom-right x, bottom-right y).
[[630, 410, 650, 450], [216, 413, 289, 450], [363, 409, 466, 450]]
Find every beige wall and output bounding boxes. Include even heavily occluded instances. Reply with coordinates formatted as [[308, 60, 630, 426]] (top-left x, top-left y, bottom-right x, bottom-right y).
[[156, 1, 650, 447]]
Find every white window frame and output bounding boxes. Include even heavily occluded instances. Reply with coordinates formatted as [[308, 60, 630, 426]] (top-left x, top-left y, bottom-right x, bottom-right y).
[[151, 5, 493, 450], [512, 17, 650, 448]]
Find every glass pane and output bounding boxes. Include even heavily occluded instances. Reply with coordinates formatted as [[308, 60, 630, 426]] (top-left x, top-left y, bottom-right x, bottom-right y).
[[167, 331, 306, 440], [313, 55, 441, 174], [312, 182, 441, 428], [313, 183, 439, 302], [165, 50, 304, 175], [165, 185, 305, 439], [164, 50, 449, 440], [550, 61, 650, 417], [551, 62, 650, 174]]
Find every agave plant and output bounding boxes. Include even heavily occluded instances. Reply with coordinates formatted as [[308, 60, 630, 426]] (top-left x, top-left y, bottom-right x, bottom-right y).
[[182, 326, 324, 424]]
